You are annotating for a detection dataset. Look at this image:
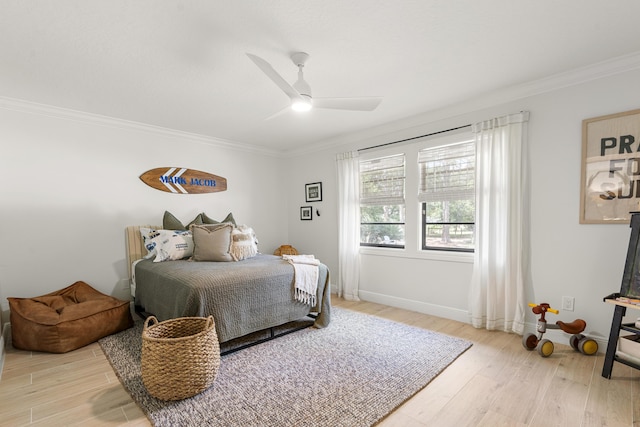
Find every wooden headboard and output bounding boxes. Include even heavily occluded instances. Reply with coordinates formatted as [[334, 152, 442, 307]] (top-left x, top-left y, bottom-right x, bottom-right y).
[[125, 225, 161, 282]]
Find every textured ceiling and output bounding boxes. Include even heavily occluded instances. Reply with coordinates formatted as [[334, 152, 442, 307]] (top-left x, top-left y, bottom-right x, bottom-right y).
[[3, 1, 640, 153]]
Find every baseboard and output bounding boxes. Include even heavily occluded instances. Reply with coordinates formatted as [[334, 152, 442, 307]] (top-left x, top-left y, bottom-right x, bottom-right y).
[[357, 290, 470, 324], [358, 291, 607, 353]]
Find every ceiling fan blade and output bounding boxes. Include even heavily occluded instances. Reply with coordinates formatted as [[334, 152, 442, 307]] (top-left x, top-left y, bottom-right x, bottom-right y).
[[246, 53, 303, 102], [313, 97, 382, 111], [264, 105, 292, 121]]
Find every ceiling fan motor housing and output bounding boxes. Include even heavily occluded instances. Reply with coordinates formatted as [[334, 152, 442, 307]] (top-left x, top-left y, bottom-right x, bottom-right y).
[[291, 52, 309, 67], [292, 52, 312, 97]]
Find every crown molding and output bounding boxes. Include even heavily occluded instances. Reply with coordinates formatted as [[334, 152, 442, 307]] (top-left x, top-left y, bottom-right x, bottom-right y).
[[0, 96, 282, 157], [296, 50, 640, 156], [4, 50, 640, 159], [515, 50, 640, 98]]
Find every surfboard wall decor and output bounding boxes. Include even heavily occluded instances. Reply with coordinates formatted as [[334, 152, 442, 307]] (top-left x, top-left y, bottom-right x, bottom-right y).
[[140, 167, 227, 194]]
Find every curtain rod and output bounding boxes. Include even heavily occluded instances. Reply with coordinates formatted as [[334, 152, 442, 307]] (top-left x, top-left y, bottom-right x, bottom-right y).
[[357, 124, 472, 152]]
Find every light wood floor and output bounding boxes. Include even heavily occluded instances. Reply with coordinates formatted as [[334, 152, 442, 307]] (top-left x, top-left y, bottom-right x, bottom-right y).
[[1, 297, 638, 426]]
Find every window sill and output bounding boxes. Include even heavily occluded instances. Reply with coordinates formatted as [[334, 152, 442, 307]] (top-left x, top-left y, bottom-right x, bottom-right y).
[[359, 246, 474, 264]]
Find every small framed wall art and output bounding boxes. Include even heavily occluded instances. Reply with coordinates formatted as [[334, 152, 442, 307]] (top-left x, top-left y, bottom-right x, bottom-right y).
[[305, 182, 322, 202], [580, 108, 640, 224], [300, 206, 313, 220]]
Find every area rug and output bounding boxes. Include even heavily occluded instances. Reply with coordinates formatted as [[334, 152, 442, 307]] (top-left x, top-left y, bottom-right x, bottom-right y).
[[99, 307, 472, 426]]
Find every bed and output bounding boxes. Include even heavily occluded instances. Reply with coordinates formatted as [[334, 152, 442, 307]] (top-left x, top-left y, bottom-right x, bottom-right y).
[[125, 225, 331, 343]]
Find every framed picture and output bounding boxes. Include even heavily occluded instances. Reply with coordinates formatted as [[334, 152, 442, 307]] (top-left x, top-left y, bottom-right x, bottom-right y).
[[580, 108, 640, 224], [300, 206, 313, 220], [305, 182, 322, 202]]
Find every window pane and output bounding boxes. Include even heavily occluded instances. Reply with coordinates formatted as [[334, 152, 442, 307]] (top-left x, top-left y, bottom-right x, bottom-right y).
[[424, 223, 475, 250], [360, 154, 405, 206], [360, 204, 405, 247], [418, 142, 475, 203], [361, 205, 404, 223], [425, 200, 475, 223], [360, 224, 405, 246]]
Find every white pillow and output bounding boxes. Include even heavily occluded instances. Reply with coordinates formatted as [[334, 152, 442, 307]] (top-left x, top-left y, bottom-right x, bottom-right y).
[[230, 225, 259, 261], [140, 228, 194, 262]]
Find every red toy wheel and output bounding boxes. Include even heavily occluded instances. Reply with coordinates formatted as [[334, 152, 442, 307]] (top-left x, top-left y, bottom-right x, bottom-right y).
[[522, 333, 537, 350]]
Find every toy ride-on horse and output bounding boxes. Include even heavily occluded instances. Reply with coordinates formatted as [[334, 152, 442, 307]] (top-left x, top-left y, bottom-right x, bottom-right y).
[[522, 303, 598, 357]]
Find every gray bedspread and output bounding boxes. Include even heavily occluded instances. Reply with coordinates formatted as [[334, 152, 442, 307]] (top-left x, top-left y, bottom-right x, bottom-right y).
[[134, 254, 330, 342]]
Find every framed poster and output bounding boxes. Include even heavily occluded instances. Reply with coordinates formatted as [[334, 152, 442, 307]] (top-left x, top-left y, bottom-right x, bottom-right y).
[[305, 182, 322, 202], [580, 108, 640, 224], [300, 206, 313, 220]]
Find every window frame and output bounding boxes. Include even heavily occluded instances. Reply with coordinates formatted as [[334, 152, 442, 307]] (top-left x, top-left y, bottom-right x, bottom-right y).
[[418, 139, 476, 253], [359, 153, 406, 249], [356, 129, 475, 263]]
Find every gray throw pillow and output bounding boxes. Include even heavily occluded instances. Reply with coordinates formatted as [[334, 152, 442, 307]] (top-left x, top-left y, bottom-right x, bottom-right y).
[[163, 211, 203, 230], [201, 212, 236, 226], [191, 223, 233, 262]]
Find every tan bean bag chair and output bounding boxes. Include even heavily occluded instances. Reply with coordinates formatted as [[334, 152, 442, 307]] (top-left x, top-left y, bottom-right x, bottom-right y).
[[8, 281, 133, 353]]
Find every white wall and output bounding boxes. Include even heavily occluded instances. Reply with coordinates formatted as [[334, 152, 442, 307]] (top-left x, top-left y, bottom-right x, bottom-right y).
[[3, 65, 640, 349], [284, 149, 339, 283], [0, 103, 287, 323], [286, 67, 640, 343]]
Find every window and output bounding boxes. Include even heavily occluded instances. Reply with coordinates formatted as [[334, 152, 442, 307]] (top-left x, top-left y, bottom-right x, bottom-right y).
[[360, 154, 405, 248], [418, 140, 475, 252]]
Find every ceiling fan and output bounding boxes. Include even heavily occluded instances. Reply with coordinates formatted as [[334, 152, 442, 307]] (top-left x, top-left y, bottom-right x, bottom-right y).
[[247, 52, 382, 113]]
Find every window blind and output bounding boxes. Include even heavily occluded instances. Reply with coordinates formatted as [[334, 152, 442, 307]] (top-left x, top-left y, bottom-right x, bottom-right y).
[[418, 141, 475, 203], [360, 154, 405, 206]]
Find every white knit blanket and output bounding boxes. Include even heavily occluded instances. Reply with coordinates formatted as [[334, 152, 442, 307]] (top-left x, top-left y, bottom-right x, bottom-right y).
[[283, 254, 320, 306]]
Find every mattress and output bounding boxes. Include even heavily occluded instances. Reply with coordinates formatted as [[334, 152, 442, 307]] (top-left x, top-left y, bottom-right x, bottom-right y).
[[134, 254, 330, 342]]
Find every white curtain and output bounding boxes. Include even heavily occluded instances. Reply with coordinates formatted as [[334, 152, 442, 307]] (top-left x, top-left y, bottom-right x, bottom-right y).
[[336, 151, 361, 300], [469, 111, 530, 334]]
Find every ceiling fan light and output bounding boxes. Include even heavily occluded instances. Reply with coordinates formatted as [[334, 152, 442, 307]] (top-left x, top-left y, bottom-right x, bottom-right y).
[[291, 96, 312, 112]]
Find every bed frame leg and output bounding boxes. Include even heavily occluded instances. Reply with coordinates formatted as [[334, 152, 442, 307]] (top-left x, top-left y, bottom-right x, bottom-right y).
[[220, 316, 314, 356]]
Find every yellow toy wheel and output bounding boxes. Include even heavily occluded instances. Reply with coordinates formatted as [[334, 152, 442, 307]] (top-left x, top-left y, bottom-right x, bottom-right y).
[[569, 334, 583, 351], [537, 339, 554, 357], [579, 337, 598, 355]]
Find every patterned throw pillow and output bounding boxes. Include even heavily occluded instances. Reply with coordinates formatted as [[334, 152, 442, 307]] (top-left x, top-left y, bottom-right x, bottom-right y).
[[139, 228, 194, 262], [230, 225, 259, 261]]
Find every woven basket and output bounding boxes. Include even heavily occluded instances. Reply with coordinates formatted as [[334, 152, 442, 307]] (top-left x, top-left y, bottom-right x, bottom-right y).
[[274, 244, 298, 256], [141, 316, 220, 400]]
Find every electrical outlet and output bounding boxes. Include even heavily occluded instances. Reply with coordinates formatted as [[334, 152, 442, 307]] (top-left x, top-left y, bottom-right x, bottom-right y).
[[562, 296, 575, 312]]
